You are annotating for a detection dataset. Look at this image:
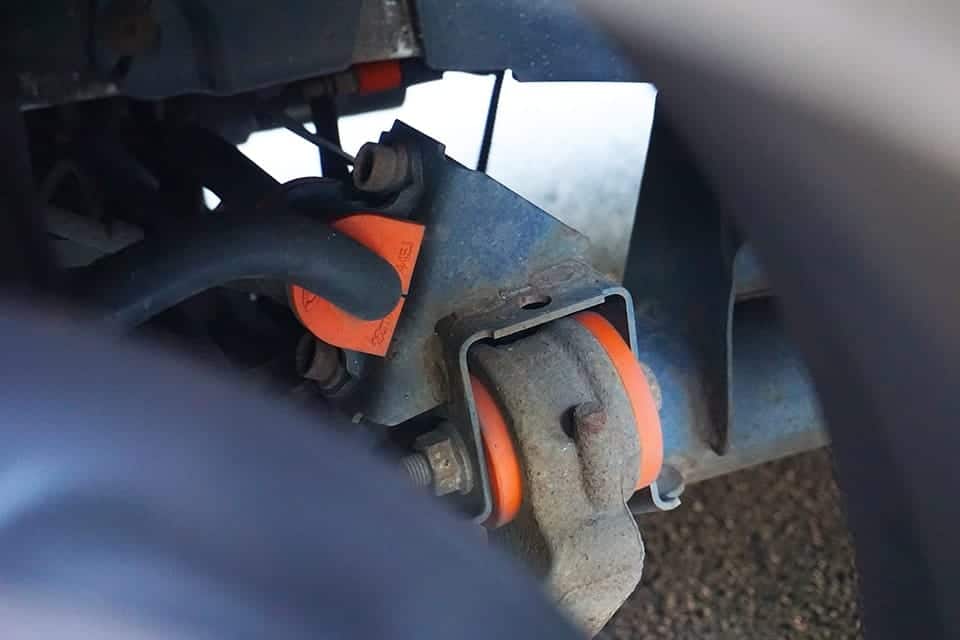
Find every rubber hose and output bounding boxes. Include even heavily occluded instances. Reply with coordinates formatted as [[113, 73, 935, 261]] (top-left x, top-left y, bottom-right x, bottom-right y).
[[75, 211, 402, 328], [161, 126, 279, 208]]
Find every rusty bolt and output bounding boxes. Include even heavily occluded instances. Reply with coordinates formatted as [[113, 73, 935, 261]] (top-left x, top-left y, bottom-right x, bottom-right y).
[[352, 143, 411, 194], [402, 452, 433, 488], [412, 427, 472, 496], [295, 334, 349, 394], [573, 401, 607, 436]]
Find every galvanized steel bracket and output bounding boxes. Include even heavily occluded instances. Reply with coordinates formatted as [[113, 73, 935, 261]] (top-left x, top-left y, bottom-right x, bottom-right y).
[[436, 264, 636, 524]]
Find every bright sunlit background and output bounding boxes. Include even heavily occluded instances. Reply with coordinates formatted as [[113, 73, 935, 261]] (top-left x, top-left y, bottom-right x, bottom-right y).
[[236, 72, 656, 278]]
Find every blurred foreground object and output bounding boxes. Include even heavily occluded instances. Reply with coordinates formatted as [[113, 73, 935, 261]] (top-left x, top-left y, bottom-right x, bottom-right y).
[[0, 305, 580, 640], [586, 0, 960, 637]]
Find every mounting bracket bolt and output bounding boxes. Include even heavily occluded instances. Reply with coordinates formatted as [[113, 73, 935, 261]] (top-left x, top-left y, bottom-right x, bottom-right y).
[[403, 426, 474, 496]]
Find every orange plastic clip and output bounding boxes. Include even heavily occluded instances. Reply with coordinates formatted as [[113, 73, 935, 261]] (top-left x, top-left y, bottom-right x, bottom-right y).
[[289, 213, 424, 356], [355, 61, 403, 95]]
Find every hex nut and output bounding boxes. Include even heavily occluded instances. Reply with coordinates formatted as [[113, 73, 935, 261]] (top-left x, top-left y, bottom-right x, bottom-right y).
[[352, 143, 411, 194], [414, 429, 471, 496]]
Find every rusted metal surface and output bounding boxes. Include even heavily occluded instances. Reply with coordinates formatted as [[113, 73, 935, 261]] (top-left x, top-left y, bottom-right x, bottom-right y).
[[352, 0, 421, 64], [352, 142, 413, 195], [335, 125, 643, 523], [344, 125, 822, 540], [472, 317, 646, 635], [413, 426, 473, 496], [436, 271, 634, 523], [342, 123, 596, 426]]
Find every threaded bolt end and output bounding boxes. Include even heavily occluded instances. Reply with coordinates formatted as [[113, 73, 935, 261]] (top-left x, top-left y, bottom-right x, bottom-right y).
[[402, 453, 433, 488]]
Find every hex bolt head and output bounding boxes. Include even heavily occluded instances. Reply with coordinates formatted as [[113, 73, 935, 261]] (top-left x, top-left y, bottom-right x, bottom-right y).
[[414, 428, 473, 496]]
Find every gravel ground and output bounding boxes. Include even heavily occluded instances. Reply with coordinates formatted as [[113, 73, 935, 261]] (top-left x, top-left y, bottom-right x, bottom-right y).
[[599, 450, 862, 639]]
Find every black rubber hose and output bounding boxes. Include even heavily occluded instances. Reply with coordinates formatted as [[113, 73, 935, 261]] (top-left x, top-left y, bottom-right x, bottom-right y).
[[74, 211, 401, 328], [158, 125, 280, 209]]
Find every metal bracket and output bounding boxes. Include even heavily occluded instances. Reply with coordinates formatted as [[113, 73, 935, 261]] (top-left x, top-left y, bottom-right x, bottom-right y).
[[341, 122, 600, 426], [623, 103, 738, 453], [468, 314, 646, 634], [437, 264, 636, 523]]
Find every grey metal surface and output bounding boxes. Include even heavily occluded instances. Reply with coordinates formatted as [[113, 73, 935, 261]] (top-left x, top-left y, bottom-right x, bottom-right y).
[[343, 122, 595, 426], [473, 317, 646, 635], [414, 0, 640, 81], [401, 452, 433, 488], [624, 104, 736, 454], [352, 0, 421, 64], [657, 299, 827, 485], [104, 0, 359, 98], [629, 464, 684, 514]]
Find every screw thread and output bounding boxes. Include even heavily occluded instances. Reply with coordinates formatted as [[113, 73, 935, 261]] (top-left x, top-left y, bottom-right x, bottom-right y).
[[402, 453, 433, 488]]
